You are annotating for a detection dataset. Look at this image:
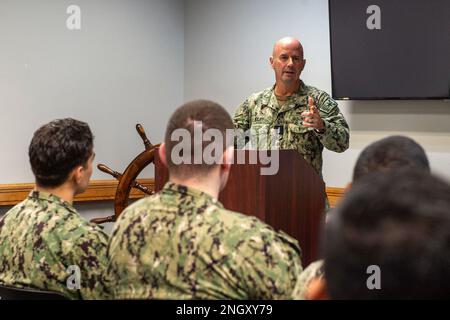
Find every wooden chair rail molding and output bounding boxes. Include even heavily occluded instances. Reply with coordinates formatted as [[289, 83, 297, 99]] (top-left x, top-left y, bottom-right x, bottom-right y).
[[326, 187, 346, 208], [0, 179, 155, 207], [0, 180, 345, 207]]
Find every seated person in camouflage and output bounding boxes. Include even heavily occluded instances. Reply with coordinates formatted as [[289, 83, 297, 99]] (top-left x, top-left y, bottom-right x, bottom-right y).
[[292, 135, 431, 299], [321, 170, 450, 299], [0, 118, 109, 299], [233, 36, 349, 179], [107, 100, 303, 299]]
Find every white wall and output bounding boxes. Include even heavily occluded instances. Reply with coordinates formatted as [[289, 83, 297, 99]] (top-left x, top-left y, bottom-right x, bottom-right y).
[[184, 0, 450, 187], [0, 0, 184, 184]]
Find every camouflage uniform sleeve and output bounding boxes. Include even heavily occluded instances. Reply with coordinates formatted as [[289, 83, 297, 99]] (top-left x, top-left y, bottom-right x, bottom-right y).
[[291, 259, 324, 300], [315, 92, 349, 153], [233, 98, 253, 148], [238, 228, 303, 299], [233, 98, 251, 132], [69, 226, 110, 299]]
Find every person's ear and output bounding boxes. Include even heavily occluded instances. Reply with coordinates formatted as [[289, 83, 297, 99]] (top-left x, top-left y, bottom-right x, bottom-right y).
[[300, 58, 306, 71], [158, 143, 168, 168], [218, 146, 234, 192], [345, 182, 352, 192], [305, 277, 329, 300], [305, 277, 330, 300], [221, 146, 234, 173], [69, 165, 84, 185], [269, 56, 274, 69]]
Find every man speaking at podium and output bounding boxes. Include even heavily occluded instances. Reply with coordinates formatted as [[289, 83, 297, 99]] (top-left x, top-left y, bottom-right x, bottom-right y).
[[233, 36, 349, 180]]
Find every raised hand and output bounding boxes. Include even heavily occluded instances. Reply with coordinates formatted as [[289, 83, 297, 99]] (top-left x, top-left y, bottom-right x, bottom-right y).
[[301, 96, 325, 132]]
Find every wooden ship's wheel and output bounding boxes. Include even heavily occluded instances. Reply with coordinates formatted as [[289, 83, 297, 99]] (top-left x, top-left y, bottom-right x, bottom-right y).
[[90, 124, 159, 224]]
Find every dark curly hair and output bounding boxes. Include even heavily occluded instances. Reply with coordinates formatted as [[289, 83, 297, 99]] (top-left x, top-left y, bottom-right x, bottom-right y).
[[325, 170, 450, 299], [29, 118, 94, 188], [353, 135, 430, 182]]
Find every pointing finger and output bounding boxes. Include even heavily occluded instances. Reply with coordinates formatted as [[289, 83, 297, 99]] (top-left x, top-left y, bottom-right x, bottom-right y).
[[308, 96, 315, 113]]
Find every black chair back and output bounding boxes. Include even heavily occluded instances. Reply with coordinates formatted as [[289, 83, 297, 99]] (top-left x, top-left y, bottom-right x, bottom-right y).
[[0, 284, 68, 300]]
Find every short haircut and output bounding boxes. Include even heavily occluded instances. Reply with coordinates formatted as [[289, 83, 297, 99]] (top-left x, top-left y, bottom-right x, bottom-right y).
[[353, 136, 430, 182], [29, 118, 93, 188], [325, 170, 450, 299], [164, 100, 234, 179]]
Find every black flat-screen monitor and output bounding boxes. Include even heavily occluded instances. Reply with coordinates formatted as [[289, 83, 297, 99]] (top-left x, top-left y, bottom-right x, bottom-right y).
[[329, 0, 450, 100]]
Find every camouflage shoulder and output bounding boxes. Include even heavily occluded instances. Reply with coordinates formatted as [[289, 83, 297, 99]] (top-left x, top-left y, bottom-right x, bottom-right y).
[[109, 193, 168, 242], [303, 83, 328, 97], [0, 200, 26, 224], [292, 259, 324, 299], [66, 206, 109, 232], [213, 206, 270, 230], [244, 87, 274, 105], [215, 206, 302, 256], [303, 84, 337, 113], [114, 193, 162, 223], [65, 211, 110, 253], [275, 229, 302, 257]]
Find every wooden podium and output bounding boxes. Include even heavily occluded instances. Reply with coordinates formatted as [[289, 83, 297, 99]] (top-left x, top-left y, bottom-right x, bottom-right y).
[[154, 149, 325, 267]]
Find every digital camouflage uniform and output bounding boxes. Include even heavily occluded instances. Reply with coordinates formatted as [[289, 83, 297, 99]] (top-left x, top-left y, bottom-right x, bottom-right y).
[[0, 191, 110, 299], [233, 81, 349, 177], [107, 182, 303, 299], [291, 259, 324, 300]]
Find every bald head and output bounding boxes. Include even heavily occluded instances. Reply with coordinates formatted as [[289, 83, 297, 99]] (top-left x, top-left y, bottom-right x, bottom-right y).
[[270, 36, 306, 86], [272, 37, 304, 57]]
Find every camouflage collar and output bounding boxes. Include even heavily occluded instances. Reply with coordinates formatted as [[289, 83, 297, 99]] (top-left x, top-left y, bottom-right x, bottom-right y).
[[298, 80, 307, 94], [261, 80, 308, 107], [28, 190, 77, 214], [262, 80, 308, 113], [162, 182, 224, 209], [269, 80, 307, 98]]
